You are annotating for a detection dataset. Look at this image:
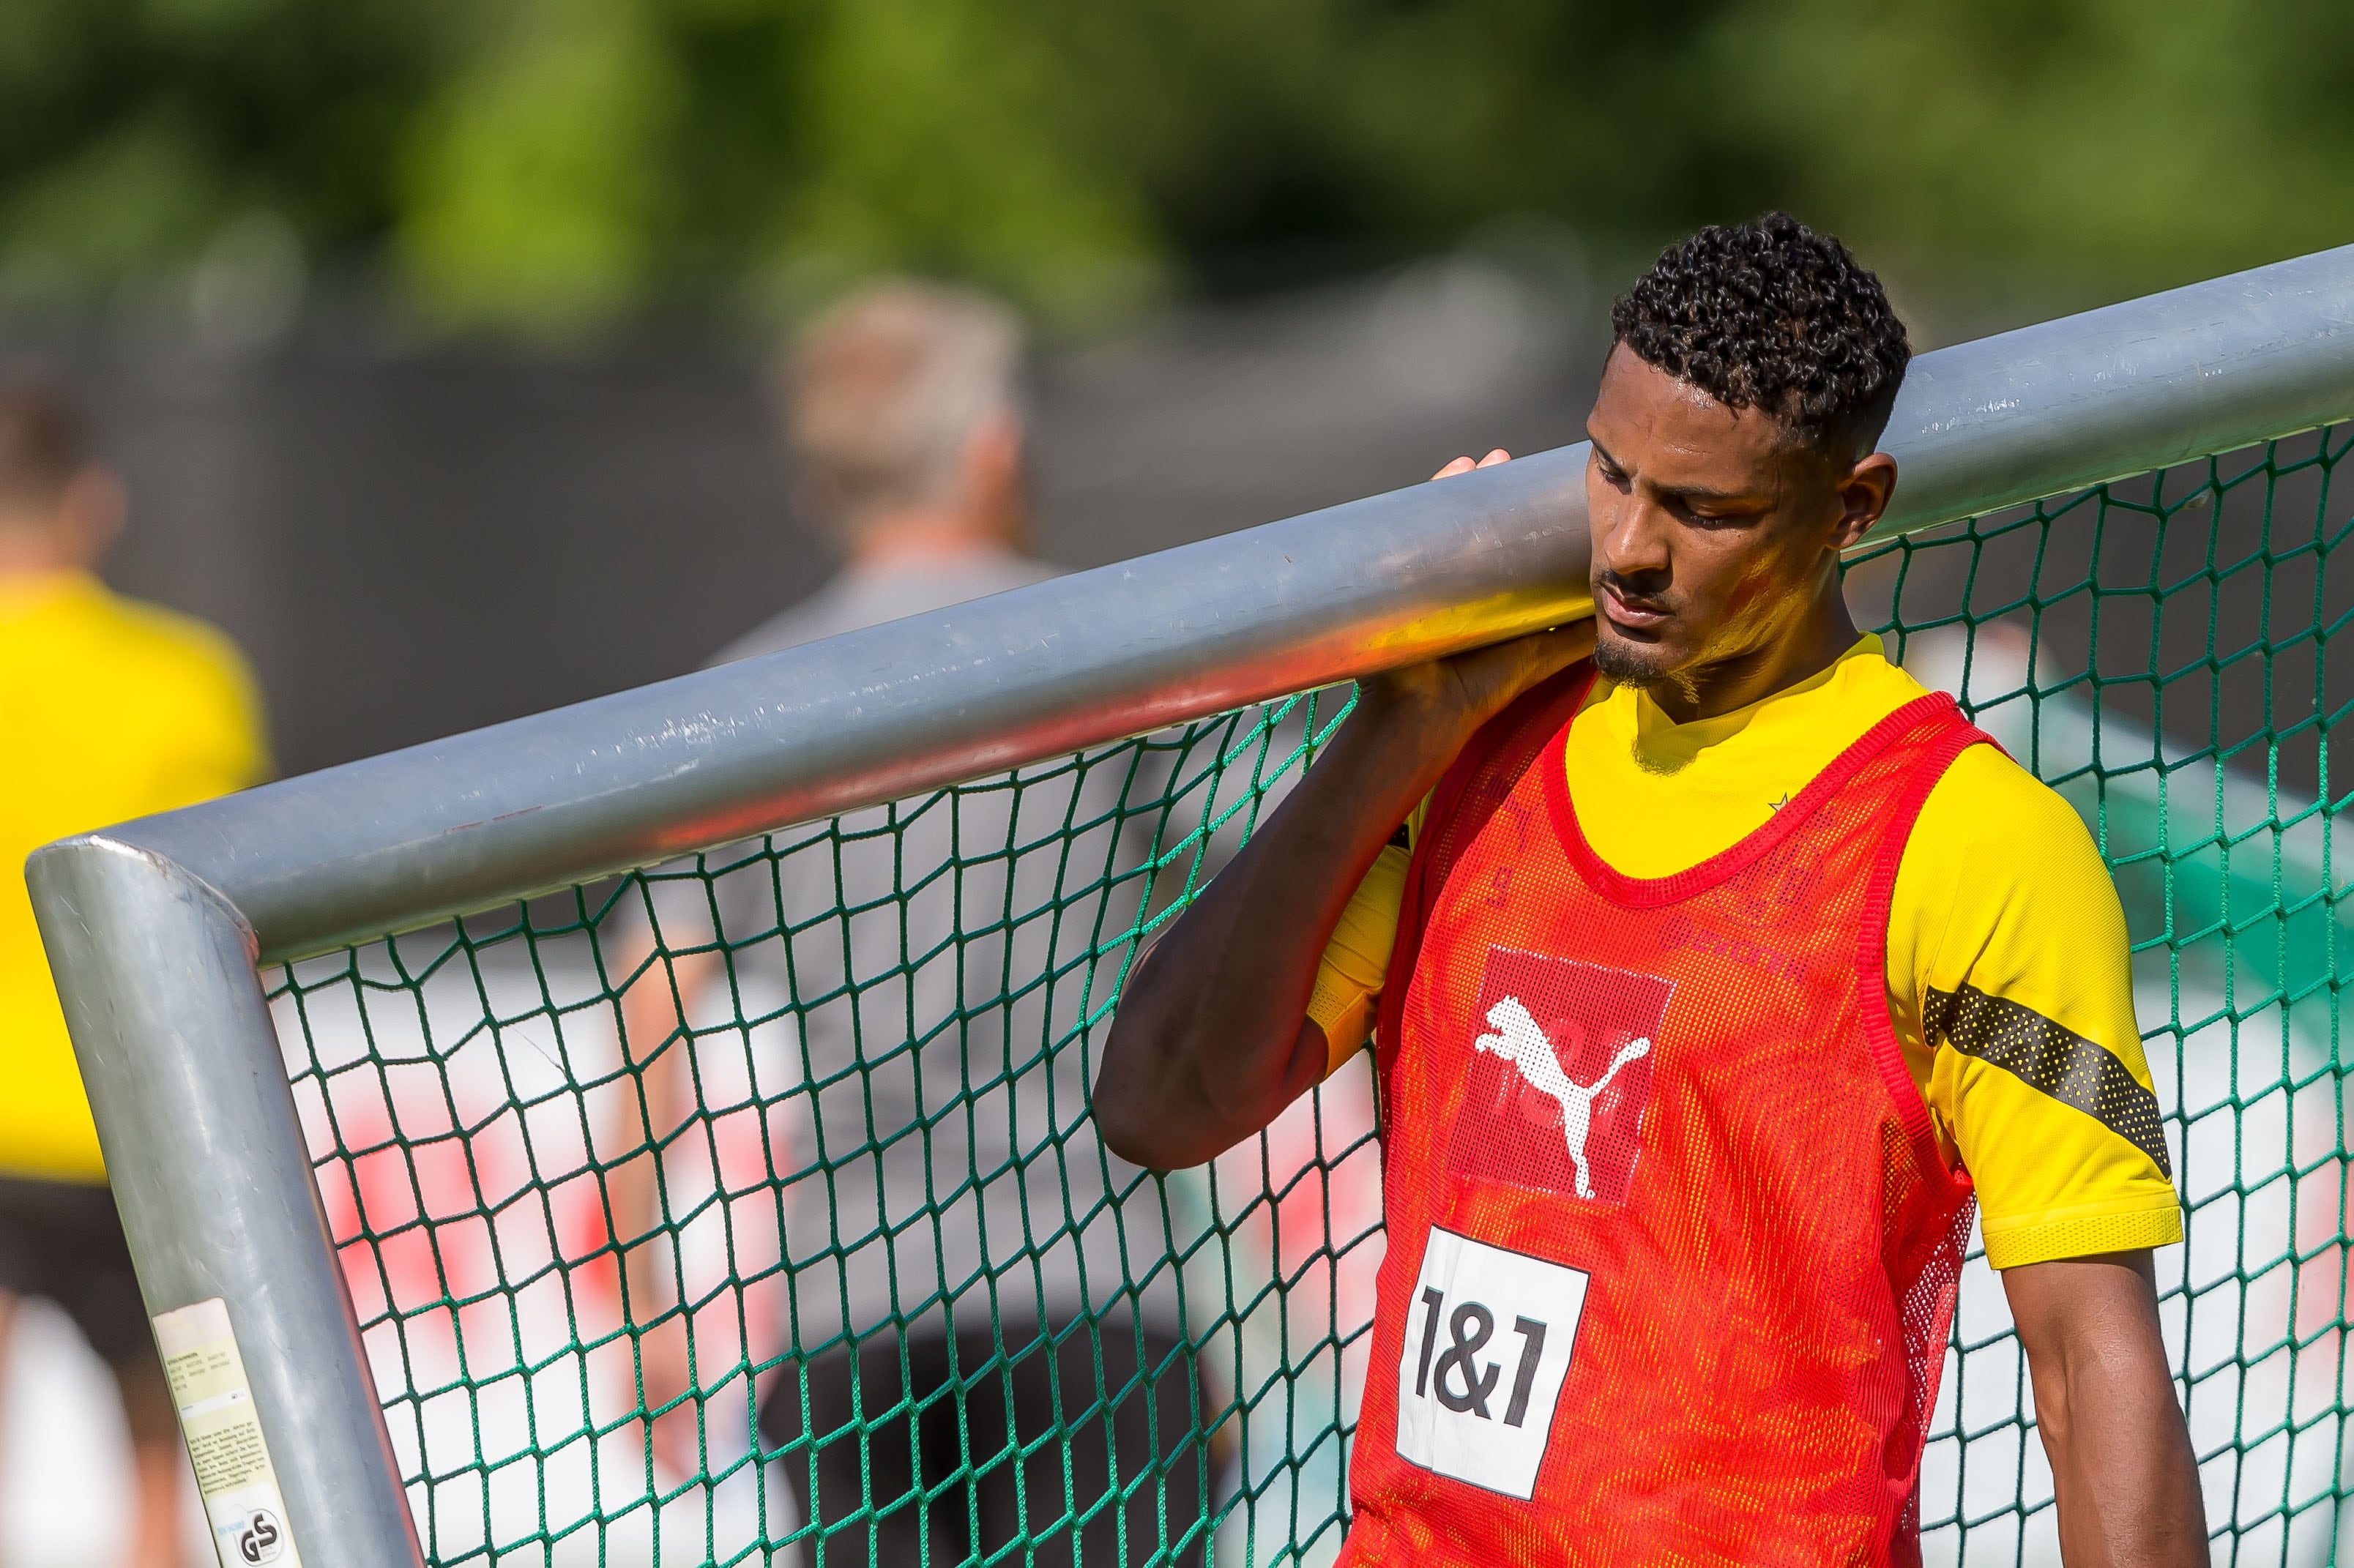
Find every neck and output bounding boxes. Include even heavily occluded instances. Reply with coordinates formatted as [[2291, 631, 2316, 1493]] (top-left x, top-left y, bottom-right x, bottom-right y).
[[0, 528, 85, 580], [1642, 573, 1859, 725], [844, 510, 1016, 570]]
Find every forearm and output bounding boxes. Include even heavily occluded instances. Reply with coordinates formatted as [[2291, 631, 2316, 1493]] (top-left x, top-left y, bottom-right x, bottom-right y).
[[2008, 1252, 2205, 1566], [611, 944, 717, 1308], [1095, 693, 1467, 1168]]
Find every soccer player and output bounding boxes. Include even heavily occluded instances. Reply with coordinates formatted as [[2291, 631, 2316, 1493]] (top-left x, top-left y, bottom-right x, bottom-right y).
[[616, 282, 1200, 1566], [1097, 215, 2204, 1564], [0, 382, 270, 1568]]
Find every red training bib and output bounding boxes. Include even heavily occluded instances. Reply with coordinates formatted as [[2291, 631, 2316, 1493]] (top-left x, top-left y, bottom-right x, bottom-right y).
[[1342, 664, 1988, 1567]]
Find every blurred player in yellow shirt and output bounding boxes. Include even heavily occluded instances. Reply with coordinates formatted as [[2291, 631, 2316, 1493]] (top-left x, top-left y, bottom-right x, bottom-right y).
[[0, 383, 269, 1568]]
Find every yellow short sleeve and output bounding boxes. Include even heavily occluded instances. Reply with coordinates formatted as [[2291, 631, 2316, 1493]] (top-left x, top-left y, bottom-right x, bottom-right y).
[[1891, 744, 2183, 1268], [1307, 844, 1407, 1067], [1304, 799, 1426, 1072]]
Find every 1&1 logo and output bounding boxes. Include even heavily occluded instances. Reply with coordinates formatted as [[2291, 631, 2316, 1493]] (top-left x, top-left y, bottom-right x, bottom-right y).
[[1393, 1227, 1590, 1498], [237, 1509, 286, 1565]]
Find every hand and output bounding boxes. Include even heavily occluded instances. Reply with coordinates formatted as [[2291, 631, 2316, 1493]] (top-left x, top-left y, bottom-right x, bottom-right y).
[[1431, 448, 1513, 480], [1363, 622, 1594, 733], [1358, 448, 1595, 735]]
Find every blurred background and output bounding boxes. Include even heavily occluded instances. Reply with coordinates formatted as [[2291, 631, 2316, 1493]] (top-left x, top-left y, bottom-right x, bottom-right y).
[[5, 4, 2354, 1563], [6, 0, 2353, 772]]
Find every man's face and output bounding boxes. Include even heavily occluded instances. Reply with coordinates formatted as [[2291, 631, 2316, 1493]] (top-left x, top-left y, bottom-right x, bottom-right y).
[[1583, 346, 1869, 696]]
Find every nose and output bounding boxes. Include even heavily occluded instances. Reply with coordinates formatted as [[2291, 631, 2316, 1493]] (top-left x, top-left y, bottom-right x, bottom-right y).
[[1596, 490, 1672, 588]]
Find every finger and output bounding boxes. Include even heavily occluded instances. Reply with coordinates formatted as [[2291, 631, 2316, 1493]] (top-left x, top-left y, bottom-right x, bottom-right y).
[[1431, 455, 1478, 481], [1475, 448, 1512, 468]]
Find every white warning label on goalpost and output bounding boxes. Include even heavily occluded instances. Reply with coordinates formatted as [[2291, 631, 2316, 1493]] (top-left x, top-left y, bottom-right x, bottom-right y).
[[153, 1298, 303, 1568]]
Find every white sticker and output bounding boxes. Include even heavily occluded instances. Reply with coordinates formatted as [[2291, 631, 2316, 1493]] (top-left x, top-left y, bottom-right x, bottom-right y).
[[153, 1299, 303, 1568], [1393, 1227, 1587, 1499]]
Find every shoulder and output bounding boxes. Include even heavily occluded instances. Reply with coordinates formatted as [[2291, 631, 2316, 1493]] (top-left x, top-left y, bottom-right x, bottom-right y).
[[709, 603, 832, 666], [1915, 740, 2105, 878], [707, 555, 1065, 668], [42, 587, 269, 785], [83, 590, 258, 706], [980, 556, 1065, 591], [1902, 736, 2127, 1012]]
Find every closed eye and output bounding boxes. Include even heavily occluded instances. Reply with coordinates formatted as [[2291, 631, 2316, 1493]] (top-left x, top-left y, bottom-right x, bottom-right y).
[[1669, 496, 1768, 529]]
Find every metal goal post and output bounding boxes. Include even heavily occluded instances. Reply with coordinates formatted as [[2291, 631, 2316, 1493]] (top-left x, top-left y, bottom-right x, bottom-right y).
[[27, 245, 2354, 1567]]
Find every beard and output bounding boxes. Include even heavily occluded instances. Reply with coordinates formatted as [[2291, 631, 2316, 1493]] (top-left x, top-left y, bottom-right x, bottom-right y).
[[1593, 625, 1697, 704], [1593, 627, 1672, 686]]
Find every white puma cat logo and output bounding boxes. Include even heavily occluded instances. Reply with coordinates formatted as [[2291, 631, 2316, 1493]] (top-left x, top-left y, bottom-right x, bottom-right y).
[[1473, 996, 1652, 1201]]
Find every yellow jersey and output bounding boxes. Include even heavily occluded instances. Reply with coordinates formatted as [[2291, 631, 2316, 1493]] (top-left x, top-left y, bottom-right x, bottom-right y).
[[2, 572, 269, 1183], [1308, 635, 2181, 1269]]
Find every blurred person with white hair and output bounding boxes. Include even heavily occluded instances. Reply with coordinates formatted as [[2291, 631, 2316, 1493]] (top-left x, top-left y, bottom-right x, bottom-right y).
[[615, 281, 1204, 1566], [714, 279, 1057, 657], [0, 381, 271, 1568]]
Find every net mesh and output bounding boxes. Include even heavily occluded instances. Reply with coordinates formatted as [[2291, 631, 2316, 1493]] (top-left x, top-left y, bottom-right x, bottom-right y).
[[268, 423, 2353, 1567]]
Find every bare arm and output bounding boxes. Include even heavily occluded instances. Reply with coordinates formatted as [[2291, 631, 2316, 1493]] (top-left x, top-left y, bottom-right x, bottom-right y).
[[610, 938, 721, 1476], [1095, 452, 1592, 1168], [2005, 1250, 2205, 1566]]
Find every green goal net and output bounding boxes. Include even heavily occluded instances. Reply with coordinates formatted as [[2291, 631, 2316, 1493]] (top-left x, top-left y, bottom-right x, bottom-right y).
[[269, 422, 2352, 1567]]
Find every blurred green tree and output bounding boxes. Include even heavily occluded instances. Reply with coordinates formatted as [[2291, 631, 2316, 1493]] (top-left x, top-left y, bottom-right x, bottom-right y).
[[0, 0, 2344, 335], [0, 0, 451, 301]]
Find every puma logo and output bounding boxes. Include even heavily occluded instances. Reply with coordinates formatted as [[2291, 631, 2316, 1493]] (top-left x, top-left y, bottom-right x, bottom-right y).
[[1472, 997, 1653, 1201]]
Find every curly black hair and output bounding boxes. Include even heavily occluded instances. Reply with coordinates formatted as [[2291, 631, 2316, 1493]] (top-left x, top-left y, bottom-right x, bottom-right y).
[[1611, 213, 1910, 463]]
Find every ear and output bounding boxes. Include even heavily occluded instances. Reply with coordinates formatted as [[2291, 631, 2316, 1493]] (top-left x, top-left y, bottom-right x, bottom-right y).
[[960, 409, 1029, 544], [1829, 452, 1897, 550], [58, 466, 125, 569], [962, 410, 1024, 494]]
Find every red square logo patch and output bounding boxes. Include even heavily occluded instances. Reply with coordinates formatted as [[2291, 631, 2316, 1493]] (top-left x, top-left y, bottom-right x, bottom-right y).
[[1443, 948, 1674, 1206]]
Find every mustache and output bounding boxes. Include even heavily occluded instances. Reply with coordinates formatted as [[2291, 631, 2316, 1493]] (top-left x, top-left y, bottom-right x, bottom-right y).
[[1595, 571, 1675, 612]]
